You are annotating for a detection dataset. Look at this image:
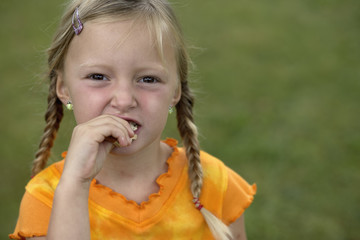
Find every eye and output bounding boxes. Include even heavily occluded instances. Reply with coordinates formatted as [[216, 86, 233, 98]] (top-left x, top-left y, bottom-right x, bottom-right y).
[[139, 76, 159, 84], [88, 73, 109, 81]]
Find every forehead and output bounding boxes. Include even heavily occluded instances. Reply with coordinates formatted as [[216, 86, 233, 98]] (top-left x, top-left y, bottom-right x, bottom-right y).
[[65, 18, 176, 69]]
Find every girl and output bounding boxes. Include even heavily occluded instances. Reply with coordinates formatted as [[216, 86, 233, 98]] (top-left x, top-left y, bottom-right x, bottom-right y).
[[10, 0, 256, 239]]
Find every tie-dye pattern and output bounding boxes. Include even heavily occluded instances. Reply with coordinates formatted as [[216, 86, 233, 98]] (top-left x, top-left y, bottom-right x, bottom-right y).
[[10, 138, 256, 239]]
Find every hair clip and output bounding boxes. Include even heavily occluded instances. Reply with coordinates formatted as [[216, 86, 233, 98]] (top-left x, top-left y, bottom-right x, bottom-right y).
[[72, 7, 83, 35]]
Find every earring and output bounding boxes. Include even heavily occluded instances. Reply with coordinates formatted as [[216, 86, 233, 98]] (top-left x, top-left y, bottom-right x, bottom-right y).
[[168, 106, 174, 114], [66, 101, 73, 111]]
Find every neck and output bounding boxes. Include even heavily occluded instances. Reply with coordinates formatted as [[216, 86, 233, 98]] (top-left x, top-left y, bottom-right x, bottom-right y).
[[96, 140, 171, 185]]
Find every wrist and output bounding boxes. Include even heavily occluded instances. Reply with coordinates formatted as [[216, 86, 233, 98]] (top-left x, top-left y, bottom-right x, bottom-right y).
[[56, 174, 92, 196]]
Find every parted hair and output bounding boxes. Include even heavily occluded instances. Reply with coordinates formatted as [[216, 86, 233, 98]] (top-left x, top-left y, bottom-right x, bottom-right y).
[[32, 0, 232, 239]]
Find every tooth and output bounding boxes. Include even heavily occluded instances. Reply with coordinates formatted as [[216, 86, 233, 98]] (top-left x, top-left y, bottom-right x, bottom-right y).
[[131, 134, 137, 141], [130, 122, 138, 131]]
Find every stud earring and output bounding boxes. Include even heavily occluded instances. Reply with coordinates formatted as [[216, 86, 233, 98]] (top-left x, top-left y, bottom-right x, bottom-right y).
[[66, 101, 73, 111], [168, 106, 174, 114]]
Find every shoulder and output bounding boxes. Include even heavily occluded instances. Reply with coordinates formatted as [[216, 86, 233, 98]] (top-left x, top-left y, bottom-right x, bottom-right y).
[[198, 150, 228, 196], [26, 160, 64, 207], [9, 161, 64, 239], [198, 150, 256, 225], [199, 150, 232, 187], [199, 150, 226, 168], [178, 149, 229, 197], [198, 150, 256, 196]]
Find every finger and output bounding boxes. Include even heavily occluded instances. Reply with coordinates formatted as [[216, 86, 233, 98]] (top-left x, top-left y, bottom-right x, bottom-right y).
[[91, 115, 135, 137], [96, 124, 131, 146], [108, 115, 135, 137], [75, 115, 135, 147]]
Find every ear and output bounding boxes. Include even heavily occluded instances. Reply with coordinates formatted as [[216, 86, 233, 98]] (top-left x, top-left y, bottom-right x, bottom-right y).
[[171, 83, 182, 106], [56, 70, 71, 105]]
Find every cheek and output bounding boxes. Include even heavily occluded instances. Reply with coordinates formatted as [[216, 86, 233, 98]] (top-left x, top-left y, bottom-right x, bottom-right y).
[[139, 89, 172, 111], [71, 88, 108, 124], [138, 92, 171, 125]]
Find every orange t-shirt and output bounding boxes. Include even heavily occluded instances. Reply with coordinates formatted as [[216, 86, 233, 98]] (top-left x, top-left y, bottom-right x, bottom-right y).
[[10, 139, 256, 239]]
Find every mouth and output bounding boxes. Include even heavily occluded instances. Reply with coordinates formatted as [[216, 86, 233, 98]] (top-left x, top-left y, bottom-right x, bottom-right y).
[[105, 119, 139, 147]]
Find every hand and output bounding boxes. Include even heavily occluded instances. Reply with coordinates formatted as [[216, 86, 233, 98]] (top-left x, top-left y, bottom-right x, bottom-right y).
[[60, 115, 135, 184]]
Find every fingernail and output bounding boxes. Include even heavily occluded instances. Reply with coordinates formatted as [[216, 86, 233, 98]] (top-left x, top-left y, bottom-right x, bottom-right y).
[[119, 136, 126, 146]]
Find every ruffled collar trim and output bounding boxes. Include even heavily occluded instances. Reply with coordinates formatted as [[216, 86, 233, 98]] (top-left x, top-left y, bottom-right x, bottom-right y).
[[88, 138, 181, 209]]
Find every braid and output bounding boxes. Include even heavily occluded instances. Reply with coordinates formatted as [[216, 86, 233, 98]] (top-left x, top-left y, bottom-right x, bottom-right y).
[[32, 74, 63, 176], [176, 82, 202, 198], [27, 0, 234, 238], [176, 81, 232, 240]]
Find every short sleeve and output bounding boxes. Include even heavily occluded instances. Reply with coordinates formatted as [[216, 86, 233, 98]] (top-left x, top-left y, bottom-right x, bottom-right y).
[[9, 191, 51, 239], [9, 161, 63, 239], [222, 167, 256, 225]]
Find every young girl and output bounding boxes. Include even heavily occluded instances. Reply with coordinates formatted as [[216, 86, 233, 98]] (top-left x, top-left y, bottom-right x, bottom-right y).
[[10, 0, 256, 239]]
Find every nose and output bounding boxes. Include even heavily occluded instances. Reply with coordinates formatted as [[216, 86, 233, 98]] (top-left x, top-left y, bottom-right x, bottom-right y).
[[110, 80, 137, 111]]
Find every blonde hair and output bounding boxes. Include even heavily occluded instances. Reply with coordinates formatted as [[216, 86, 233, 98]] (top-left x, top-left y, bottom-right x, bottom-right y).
[[32, 0, 232, 239]]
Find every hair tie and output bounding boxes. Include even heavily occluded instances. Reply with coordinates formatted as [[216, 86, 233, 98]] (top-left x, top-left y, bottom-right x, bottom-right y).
[[193, 197, 203, 210], [72, 7, 83, 35]]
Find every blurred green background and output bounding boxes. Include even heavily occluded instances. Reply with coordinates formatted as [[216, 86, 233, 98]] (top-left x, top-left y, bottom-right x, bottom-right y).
[[1, 0, 359, 239]]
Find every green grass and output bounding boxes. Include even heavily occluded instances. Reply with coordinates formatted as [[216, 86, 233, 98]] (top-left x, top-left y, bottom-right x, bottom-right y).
[[1, 0, 359, 239]]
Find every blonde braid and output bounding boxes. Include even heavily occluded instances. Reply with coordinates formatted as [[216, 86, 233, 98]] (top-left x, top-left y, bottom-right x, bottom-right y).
[[32, 73, 63, 176], [176, 81, 232, 239], [176, 82, 202, 198]]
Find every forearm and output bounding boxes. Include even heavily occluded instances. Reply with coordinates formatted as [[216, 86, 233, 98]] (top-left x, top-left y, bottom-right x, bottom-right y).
[[229, 214, 247, 240], [47, 178, 91, 240]]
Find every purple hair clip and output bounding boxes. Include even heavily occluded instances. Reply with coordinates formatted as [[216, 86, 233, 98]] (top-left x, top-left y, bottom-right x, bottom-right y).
[[72, 7, 83, 35]]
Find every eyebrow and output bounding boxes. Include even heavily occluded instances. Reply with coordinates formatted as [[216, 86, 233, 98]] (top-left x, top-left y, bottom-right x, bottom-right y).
[[78, 62, 112, 70], [78, 61, 168, 74]]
